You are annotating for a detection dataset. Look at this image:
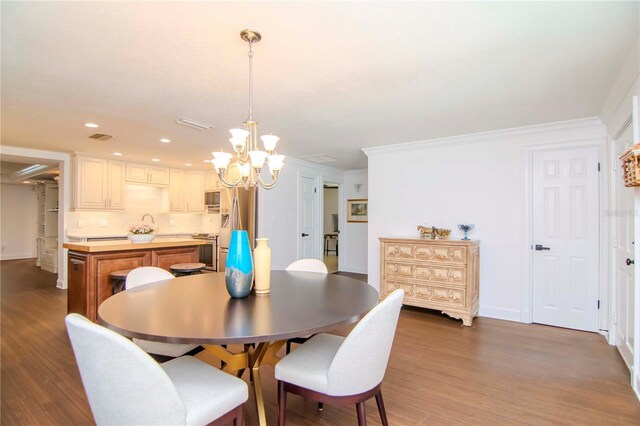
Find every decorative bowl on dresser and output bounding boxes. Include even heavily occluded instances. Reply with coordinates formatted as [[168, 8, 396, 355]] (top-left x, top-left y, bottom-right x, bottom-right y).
[[379, 237, 480, 326]]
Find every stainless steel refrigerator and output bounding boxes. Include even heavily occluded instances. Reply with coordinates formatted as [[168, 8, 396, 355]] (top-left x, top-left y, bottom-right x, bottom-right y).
[[217, 187, 256, 272]]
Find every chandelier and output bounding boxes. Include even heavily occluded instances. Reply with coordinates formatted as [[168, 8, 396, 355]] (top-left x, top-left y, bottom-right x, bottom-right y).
[[211, 29, 285, 190]]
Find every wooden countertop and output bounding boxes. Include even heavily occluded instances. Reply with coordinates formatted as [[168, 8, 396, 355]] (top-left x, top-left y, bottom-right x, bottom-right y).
[[63, 238, 207, 253]]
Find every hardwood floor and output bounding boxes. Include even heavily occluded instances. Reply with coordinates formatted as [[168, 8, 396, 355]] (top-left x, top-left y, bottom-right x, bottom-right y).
[[2, 258, 639, 425]]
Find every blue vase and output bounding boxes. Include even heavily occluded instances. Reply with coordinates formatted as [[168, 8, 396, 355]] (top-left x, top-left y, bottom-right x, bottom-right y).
[[225, 230, 254, 298]]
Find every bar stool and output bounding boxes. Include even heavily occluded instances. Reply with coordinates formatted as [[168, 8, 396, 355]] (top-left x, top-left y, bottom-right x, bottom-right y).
[[110, 269, 133, 295], [170, 263, 206, 277]]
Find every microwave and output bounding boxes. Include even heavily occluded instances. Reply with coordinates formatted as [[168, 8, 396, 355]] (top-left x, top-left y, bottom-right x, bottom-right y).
[[204, 190, 221, 212]]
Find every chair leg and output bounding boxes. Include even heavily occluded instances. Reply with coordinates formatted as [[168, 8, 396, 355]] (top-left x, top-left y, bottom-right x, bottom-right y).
[[356, 401, 367, 426], [234, 404, 244, 426], [317, 402, 323, 411], [278, 381, 287, 426], [375, 390, 388, 426]]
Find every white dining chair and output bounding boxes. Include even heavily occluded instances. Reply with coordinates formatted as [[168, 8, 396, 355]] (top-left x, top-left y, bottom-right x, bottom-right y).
[[284, 259, 329, 355], [65, 313, 248, 426], [285, 258, 328, 274], [125, 267, 199, 358], [275, 289, 404, 426]]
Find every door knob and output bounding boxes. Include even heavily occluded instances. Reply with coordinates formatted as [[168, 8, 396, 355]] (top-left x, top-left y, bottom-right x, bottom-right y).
[[301, 233, 309, 237], [534, 244, 550, 251], [626, 258, 634, 266]]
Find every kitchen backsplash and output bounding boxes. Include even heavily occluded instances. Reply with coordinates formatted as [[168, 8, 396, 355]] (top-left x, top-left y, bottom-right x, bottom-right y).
[[67, 184, 221, 235]]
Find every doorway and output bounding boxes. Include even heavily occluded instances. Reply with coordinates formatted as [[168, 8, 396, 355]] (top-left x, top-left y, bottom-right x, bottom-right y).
[[323, 183, 339, 273], [0, 148, 68, 288], [531, 146, 600, 332], [0, 155, 61, 278]]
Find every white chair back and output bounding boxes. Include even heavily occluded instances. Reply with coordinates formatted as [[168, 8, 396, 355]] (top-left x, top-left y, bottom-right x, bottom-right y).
[[327, 289, 404, 396], [126, 266, 175, 290], [286, 259, 328, 274], [65, 313, 186, 426]]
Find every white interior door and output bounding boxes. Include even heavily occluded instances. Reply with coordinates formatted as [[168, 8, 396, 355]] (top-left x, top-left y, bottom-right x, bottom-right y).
[[299, 176, 317, 259], [532, 146, 600, 331], [614, 124, 635, 368]]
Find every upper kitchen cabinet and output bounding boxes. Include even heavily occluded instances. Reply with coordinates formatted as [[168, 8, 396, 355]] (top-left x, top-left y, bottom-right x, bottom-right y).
[[126, 163, 170, 186], [169, 169, 185, 211], [107, 161, 126, 209], [73, 156, 125, 210], [185, 170, 205, 212], [204, 170, 220, 190]]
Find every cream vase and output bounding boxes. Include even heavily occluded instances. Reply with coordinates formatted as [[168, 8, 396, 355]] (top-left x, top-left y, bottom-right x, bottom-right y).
[[254, 238, 271, 294]]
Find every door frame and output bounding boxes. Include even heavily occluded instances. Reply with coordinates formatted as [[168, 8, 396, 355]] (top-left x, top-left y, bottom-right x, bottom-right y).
[[521, 138, 609, 336], [609, 115, 634, 348], [320, 180, 343, 269]]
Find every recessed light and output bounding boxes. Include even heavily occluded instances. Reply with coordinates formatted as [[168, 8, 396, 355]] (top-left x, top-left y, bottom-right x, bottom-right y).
[[203, 160, 212, 163], [84, 123, 99, 128], [160, 138, 171, 143], [22, 181, 30, 184], [184, 163, 192, 167], [152, 158, 160, 162], [113, 152, 122, 156]]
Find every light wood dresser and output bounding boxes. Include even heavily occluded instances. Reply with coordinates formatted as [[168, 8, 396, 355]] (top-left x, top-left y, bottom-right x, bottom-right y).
[[379, 238, 480, 326]]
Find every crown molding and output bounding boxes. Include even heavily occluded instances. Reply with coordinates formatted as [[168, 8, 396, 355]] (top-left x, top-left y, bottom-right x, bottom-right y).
[[344, 168, 368, 176], [362, 117, 605, 156], [285, 156, 346, 176]]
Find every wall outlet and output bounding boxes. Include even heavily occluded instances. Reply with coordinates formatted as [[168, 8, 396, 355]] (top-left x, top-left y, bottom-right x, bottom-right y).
[[169, 218, 176, 226], [99, 220, 108, 227], [77, 219, 84, 228]]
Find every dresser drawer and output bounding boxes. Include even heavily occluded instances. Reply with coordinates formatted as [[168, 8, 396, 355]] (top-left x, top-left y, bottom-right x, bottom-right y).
[[384, 243, 466, 264], [384, 262, 466, 287], [383, 279, 466, 309]]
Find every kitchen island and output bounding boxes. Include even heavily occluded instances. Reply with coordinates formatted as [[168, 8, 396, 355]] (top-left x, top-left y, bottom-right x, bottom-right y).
[[63, 238, 207, 322]]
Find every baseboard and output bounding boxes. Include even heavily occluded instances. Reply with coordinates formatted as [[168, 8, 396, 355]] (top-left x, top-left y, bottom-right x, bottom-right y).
[[0, 254, 37, 261], [479, 305, 522, 322], [56, 278, 66, 290], [341, 265, 367, 274]]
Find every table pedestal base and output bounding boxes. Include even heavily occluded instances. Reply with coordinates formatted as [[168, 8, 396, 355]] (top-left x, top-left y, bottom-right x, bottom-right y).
[[197, 341, 286, 426]]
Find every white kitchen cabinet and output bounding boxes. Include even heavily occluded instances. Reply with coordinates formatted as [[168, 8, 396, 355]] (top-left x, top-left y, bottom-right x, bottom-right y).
[[204, 170, 220, 190], [126, 163, 169, 186], [41, 246, 58, 273], [75, 156, 108, 209], [149, 166, 170, 185], [169, 169, 185, 211], [185, 170, 205, 212], [107, 160, 125, 209], [73, 156, 125, 210]]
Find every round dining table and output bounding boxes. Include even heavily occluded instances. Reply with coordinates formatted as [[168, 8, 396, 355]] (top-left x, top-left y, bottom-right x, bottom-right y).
[[98, 270, 379, 426]]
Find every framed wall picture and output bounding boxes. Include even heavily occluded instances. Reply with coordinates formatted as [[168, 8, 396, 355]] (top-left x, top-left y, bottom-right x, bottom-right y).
[[347, 199, 368, 223]]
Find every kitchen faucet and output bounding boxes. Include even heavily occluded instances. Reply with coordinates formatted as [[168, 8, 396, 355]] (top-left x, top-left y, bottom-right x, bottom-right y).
[[141, 213, 155, 224]]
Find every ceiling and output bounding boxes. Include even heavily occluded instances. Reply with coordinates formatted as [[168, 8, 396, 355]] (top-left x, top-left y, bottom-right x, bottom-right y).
[[2, 2, 638, 170], [0, 159, 59, 184]]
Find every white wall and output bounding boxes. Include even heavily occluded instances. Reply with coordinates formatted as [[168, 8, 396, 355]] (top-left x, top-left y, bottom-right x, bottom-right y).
[[1, 183, 38, 260], [364, 118, 607, 322], [342, 170, 368, 274]]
